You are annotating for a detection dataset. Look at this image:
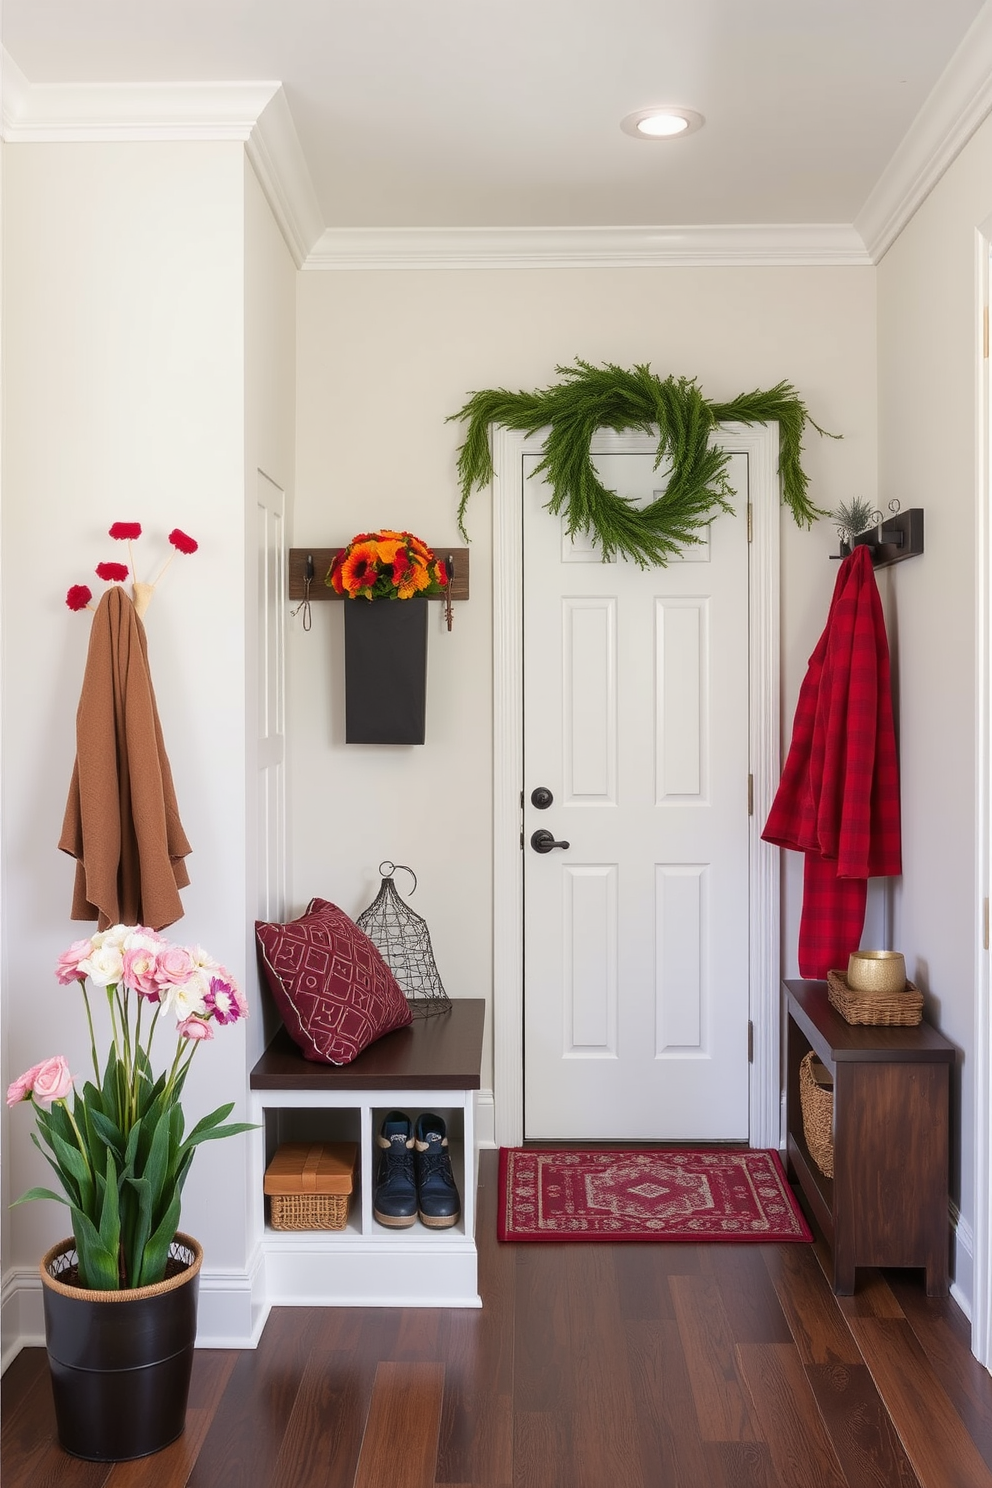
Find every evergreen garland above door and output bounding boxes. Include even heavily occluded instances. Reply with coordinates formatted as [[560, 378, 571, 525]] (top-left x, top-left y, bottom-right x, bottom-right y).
[[449, 360, 835, 566]]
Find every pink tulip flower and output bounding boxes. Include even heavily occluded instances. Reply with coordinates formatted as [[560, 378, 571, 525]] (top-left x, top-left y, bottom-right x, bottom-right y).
[[122, 945, 162, 1000], [156, 945, 196, 989], [55, 939, 94, 985], [7, 1057, 74, 1108], [30, 1056, 75, 1106], [177, 1016, 213, 1042], [6, 1063, 42, 1107]]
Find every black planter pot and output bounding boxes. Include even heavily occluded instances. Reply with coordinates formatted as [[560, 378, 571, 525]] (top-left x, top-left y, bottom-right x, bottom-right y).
[[343, 597, 429, 744], [40, 1232, 202, 1462]]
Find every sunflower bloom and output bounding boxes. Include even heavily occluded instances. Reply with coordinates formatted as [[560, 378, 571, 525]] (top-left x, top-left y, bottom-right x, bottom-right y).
[[324, 530, 447, 599], [397, 562, 432, 599], [340, 542, 381, 597]]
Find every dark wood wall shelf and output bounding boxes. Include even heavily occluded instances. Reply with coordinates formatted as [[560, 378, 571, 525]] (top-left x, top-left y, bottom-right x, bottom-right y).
[[784, 979, 953, 1296], [288, 547, 470, 602]]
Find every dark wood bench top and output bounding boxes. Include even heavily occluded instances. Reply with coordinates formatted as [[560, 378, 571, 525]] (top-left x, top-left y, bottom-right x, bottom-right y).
[[250, 997, 486, 1091], [785, 980, 955, 1063]]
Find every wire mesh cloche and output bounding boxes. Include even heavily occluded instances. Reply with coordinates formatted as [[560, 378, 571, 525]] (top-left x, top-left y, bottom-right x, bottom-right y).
[[355, 862, 451, 1018]]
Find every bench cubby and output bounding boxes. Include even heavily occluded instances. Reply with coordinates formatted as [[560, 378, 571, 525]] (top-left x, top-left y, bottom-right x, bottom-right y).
[[249, 999, 485, 1307]]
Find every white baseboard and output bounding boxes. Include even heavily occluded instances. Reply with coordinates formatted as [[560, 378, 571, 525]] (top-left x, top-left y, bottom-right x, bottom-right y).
[[950, 1200, 974, 1323], [1, 1268, 44, 1371], [476, 1088, 496, 1150], [1, 1250, 269, 1372]]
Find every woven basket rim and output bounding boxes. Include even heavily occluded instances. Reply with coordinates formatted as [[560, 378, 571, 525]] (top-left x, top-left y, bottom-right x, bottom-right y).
[[39, 1230, 203, 1302], [827, 967, 921, 1000]]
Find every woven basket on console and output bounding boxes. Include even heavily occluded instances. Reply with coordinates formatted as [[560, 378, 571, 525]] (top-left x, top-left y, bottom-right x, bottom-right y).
[[827, 969, 923, 1027], [798, 1051, 835, 1178]]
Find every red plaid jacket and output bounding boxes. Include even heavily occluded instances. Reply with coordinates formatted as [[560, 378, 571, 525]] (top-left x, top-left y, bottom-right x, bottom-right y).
[[762, 545, 901, 977]]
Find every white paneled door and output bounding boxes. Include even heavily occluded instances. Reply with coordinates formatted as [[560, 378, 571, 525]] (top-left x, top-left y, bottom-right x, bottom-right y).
[[522, 443, 752, 1139]]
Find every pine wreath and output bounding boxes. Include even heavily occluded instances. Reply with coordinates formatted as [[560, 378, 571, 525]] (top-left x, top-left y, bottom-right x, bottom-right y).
[[449, 360, 834, 566]]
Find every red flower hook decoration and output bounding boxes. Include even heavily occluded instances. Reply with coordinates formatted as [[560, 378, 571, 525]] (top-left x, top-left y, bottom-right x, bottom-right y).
[[65, 585, 94, 612], [67, 523, 199, 619]]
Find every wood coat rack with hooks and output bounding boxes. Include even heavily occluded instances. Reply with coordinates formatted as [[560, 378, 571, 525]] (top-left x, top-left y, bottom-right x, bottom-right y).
[[831, 507, 924, 570], [288, 547, 470, 603]]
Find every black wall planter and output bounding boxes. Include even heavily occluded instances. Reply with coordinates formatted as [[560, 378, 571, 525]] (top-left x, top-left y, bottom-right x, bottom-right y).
[[344, 598, 429, 744], [40, 1233, 202, 1461]]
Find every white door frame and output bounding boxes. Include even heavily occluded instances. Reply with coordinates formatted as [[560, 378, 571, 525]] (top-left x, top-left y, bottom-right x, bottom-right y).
[[492, 423, 782, 1149], [974, 219, 991, 1371]]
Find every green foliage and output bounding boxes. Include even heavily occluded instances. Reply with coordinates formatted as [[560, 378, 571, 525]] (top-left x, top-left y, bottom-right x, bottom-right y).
[[10, 932, 255, 1292], [17, 1042, 253, 1289], [833, 497, 877, 540], [449, 359, 836, 565]]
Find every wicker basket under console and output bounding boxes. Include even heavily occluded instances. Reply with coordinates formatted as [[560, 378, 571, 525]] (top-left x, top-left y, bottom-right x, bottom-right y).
[[798, 1050, 835, 1178], [264, 1141, 357, 1230]]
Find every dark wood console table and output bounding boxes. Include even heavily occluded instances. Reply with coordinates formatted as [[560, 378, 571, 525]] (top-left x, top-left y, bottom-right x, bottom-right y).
[[785, 979, 953, 1296]]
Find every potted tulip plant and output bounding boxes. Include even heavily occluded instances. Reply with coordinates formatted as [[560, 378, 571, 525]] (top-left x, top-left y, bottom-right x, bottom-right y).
[[326, 530, 449, 744], [7, 923, 252, 1462]]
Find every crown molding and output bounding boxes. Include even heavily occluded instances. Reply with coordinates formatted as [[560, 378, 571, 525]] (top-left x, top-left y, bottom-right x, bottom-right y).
[[6, 7, 991, 274], [1, 70, 280, 144], [0, 49, 323, 264], [304, 222, 871, 271], [245, 89, 324, 268], [855, 2, 992, 262]]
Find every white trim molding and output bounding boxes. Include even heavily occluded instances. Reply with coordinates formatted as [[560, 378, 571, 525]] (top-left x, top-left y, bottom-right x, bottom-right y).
[[491, 423, 781, 1149], [856, 3, 992, 262], [974, 218, 992, 1371], [1, 71, 280, 144], [246, 89, 324, 269], [305, 223, 871, 272], [951, 1199, 976, 1326], [5, 24, 992, 272]]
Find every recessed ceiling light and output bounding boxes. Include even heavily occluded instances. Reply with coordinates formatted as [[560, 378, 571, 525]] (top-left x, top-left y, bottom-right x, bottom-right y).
[[620, 107, 705, 140]]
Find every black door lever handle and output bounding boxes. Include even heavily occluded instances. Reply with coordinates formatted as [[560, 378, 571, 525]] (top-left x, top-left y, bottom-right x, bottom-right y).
[[531, 829, 570, 854]]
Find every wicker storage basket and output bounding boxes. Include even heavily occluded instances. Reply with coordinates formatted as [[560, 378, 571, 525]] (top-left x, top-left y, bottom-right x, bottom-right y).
[[799, 1051, 835, 1178], [264, 1142, 357, 1231], [827, 968, 923, 1027]]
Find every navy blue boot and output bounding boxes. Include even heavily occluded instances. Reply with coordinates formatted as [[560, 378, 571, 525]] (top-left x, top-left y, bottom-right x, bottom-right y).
[[373, 1111, 417, 1228], [414, 1113, 461, 1229]]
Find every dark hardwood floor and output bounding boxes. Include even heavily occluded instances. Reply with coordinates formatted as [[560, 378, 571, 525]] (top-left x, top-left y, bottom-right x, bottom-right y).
[[3, 1150, 991, 1487]]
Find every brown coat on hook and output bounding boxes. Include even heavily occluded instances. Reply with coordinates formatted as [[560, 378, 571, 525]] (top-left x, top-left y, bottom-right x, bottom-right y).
[[59, 587, 192, 930]]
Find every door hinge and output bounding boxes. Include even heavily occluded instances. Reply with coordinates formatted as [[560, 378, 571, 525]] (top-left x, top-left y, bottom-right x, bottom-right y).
[[746, 502, 753, 543], [747, 1020, 754, 1063], [747, 773, 754, 816]]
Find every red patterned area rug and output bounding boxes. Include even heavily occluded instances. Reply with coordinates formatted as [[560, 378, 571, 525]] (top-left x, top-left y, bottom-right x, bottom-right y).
[[498, 1147, 812, 1243]]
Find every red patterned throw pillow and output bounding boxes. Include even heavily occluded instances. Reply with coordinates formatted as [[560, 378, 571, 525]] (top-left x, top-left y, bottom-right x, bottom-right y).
[[255, 898, 412, 1064]]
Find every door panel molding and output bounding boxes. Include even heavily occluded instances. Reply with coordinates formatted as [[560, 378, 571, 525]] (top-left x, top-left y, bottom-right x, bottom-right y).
[[492, 424, 780, 1148]]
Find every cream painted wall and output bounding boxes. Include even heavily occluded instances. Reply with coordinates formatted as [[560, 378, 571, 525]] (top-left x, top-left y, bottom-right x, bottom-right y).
[[877, 111, 992, 1307], [292, 265, 878, 1096], [0, 143, 254, 1311]]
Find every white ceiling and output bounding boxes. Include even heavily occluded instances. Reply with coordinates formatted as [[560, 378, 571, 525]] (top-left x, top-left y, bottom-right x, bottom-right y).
[[3, 0, 991, 255]]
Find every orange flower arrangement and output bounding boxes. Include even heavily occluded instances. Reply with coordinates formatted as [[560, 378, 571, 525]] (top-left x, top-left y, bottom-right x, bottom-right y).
[[327, 530, 449, 601]]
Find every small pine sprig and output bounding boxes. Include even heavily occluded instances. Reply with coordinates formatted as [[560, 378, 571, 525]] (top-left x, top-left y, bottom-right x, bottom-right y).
[[833, 497, 877, 541]]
